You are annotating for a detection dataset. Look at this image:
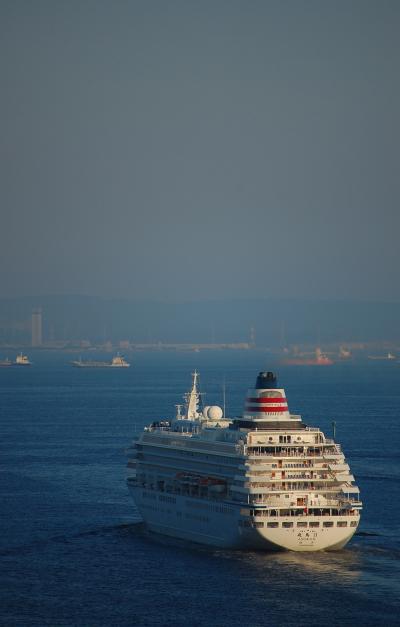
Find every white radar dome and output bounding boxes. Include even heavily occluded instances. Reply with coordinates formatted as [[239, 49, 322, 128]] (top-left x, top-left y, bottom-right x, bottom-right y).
[[202, 406, 211, 419], [207, 405, 223, 421]]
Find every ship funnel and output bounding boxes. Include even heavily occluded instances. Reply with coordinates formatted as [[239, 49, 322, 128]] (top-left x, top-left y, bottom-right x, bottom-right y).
[[255, 371, 277, 389], [240, 370, 301, 425]]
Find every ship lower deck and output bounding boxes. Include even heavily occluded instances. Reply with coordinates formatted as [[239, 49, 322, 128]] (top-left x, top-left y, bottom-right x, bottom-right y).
[[128, 485, 359, 552]]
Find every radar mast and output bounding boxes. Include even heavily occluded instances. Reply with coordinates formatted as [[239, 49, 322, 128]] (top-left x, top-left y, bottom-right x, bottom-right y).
[[185, 370, 202, 419]]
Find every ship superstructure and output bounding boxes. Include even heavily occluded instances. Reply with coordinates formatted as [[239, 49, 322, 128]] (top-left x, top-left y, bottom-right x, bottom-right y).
[[14, 353, 32, 366], [127, 371, 361, 551]]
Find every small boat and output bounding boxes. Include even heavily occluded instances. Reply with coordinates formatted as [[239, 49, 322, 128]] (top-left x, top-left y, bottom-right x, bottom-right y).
[[14, 353, 32, 366], [0, 358, 12, 368], [339, 347, 352, 360], [367, 352, 396, 361]]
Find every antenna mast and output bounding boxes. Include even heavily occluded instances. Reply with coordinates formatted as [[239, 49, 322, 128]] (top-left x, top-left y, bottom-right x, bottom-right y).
[[185, 370, 201, 419]]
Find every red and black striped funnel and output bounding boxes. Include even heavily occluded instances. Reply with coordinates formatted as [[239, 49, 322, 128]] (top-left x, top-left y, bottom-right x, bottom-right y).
[[243, 371, 290, 421]]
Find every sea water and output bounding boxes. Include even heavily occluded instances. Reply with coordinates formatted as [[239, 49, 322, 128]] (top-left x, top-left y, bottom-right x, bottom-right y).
[[0, 351, 399, 626]]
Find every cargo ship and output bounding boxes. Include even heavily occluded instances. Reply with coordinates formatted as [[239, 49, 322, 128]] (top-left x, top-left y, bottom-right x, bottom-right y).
[[367, 352, 396, 361], [281, 348, 333, 366], [71, 353, 130, 368]]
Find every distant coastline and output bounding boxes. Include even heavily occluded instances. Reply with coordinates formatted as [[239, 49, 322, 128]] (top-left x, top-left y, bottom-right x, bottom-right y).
[[1, 295, 400, 349]]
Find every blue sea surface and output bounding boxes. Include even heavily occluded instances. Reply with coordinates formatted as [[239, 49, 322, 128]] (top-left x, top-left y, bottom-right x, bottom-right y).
[[1, 351, 399, 626]]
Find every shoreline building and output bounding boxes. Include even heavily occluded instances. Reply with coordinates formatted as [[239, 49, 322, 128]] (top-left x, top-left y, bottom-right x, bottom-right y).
[[31, 308, 42, 347]]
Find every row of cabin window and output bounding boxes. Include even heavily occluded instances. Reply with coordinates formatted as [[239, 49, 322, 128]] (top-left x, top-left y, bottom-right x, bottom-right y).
[[241, 520, 356, 529]]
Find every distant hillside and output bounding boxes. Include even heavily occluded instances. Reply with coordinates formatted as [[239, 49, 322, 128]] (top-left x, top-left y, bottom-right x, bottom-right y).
[[0, 295, 399, 345]]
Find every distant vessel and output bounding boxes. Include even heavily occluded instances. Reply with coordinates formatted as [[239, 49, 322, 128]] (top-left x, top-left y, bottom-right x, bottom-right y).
[[71, 353, 130, 368], [0, 358, 12, 367], [339, 347, 352, 360], [282, 348, 333, 366], [14, 353, 32, 366], [368, 352, 396, 361], [127, 370, 361, 551]]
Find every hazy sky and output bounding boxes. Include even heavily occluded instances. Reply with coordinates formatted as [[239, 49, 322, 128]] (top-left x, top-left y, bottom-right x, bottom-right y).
[[1, 0, 399, 302]]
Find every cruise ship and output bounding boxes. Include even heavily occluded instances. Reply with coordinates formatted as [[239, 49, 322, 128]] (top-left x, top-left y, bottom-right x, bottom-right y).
[[71, 354, 130, 368], [127, 371, 361, 551]]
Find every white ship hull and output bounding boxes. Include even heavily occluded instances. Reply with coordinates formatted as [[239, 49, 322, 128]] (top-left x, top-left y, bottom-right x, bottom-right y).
[[129, 486, 359, 552]]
